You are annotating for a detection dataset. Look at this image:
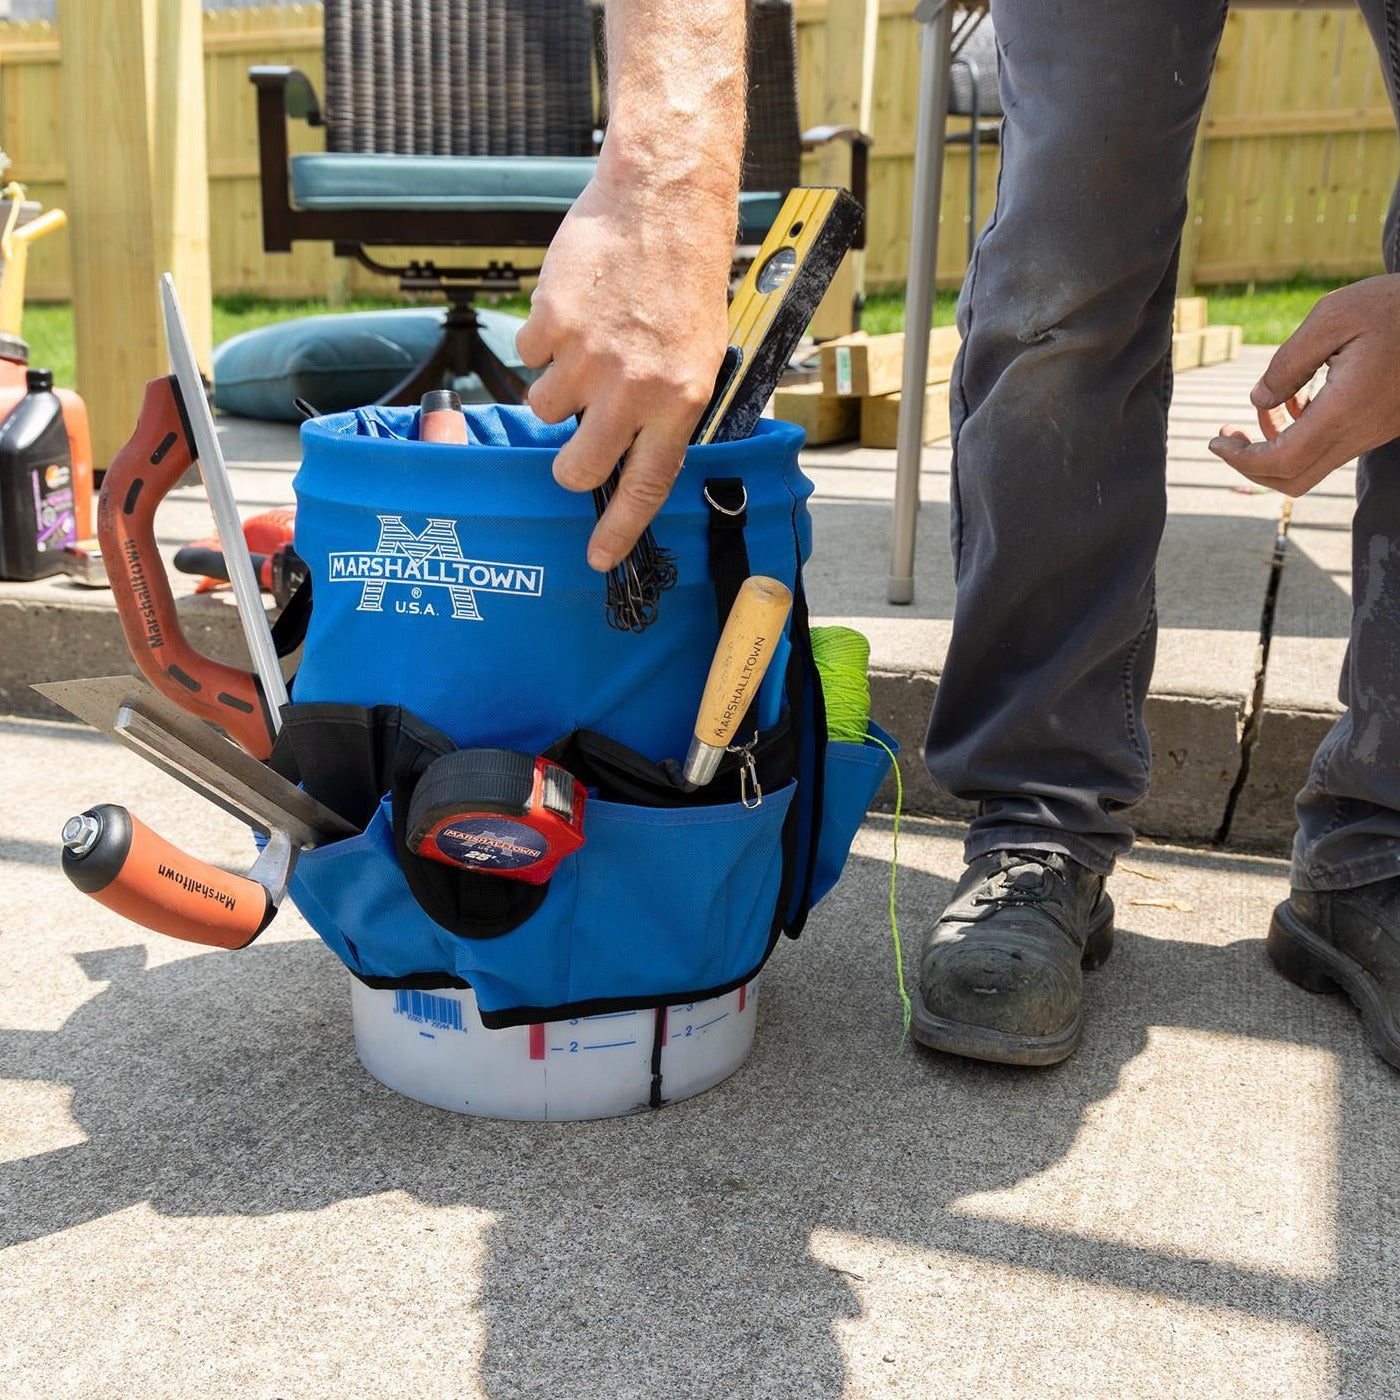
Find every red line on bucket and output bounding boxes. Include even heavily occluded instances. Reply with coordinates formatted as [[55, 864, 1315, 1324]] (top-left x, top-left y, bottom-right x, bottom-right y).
[[529, 1023, 546, 1060]]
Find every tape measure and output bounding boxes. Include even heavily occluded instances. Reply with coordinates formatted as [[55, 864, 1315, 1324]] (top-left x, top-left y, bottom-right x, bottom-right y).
[[405, 749, 586, 885], [694, 185, 864, 445]]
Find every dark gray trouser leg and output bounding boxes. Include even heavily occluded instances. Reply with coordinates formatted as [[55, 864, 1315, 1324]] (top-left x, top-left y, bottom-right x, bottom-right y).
[[925, 0, 1230, 876], [1292, 0, 1400, 892]]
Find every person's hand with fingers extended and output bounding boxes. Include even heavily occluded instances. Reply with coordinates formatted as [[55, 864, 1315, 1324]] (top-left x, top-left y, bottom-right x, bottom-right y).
[[1208, 273, 1400, 496], [514, 0, 747, 574]]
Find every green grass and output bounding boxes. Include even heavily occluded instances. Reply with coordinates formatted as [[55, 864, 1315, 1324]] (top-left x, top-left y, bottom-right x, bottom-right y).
[[860, 288, 961, 336], [12, 276, 1364, 390], [1189, 275, 1352, 344], [857, 275, 1356, 343], [19, 302, 80, 386], [18, 292, 531, 389]]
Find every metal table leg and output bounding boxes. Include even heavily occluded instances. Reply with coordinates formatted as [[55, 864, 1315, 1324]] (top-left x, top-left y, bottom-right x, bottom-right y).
[[888, 0, 955, 605]]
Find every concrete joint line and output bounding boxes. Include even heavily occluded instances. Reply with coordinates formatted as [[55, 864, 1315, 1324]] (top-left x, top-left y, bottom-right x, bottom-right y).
[[1215, 499, 1294, 844]]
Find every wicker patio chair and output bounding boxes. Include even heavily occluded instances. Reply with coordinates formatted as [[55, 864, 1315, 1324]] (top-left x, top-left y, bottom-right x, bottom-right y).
[[251, 0, 869, 402]]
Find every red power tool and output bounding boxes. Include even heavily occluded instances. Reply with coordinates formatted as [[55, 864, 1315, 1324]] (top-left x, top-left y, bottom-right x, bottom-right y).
[[174, 506, 307, 607], [406, 749, 586, 885]]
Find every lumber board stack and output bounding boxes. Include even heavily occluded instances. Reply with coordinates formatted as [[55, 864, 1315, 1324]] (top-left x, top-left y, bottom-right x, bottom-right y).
[[770, 298, 1244, 450], [1171, 296, 1244, 373], [771, 326, 961, 449]]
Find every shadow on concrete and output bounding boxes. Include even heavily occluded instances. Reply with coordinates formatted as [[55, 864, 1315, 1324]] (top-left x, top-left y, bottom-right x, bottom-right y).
[[1, 843, 1396, 1394]]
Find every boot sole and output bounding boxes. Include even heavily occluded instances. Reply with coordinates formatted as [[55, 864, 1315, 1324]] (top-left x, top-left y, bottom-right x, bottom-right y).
[[910, 905, 1115, 1068], [1267, 901, 1400, 1070]]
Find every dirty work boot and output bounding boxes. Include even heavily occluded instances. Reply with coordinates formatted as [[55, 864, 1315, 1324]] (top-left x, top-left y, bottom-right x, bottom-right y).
[[913, 850, 1115, 1067], [1268, 881, 1400, 1069]]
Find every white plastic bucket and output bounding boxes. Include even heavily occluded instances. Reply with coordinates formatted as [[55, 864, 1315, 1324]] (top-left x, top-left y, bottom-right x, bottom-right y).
[[350, 976, 760, 1120]]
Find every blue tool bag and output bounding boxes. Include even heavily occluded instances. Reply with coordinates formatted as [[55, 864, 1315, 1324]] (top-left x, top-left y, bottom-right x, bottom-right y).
[[271, 404, 892, 1027]]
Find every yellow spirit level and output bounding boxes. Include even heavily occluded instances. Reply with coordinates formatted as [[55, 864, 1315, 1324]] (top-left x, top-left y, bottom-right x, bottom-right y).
[[695, 186, 864, 444]]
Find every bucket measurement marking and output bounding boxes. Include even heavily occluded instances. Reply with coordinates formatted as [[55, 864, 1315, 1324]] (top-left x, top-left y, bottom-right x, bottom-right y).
[[549, 1039, 639, 1053], [528, 1010, 643, 1060]]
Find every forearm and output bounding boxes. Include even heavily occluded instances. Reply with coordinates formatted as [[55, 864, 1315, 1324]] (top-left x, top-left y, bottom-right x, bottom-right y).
[[517, 0, 749, 571], [600, 0, 748, 210]]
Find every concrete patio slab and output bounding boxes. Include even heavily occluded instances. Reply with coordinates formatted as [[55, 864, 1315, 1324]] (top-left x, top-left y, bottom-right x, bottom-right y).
[[1227, 470, 1355, 852], [2, 715, 1398, 1398]]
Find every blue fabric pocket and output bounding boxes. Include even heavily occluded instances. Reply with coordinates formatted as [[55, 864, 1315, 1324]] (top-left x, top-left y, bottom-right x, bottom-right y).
[[811, 722, 897, 905], [288, 782, 796, 1022]]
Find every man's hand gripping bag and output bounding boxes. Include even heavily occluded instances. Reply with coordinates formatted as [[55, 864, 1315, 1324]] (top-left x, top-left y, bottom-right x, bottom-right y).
[[275, 404, 893, 1028]]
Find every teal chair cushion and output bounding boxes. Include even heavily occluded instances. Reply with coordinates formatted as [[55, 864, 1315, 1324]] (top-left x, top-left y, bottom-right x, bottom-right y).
[[290, 153, 784, 240], [291, 153, 597, 212], [212, 307, 532, 423]]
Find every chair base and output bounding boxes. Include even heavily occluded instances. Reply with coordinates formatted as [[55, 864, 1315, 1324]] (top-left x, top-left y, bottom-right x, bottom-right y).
[[379, 300, 531, 406], [340, 245, 533, 406]]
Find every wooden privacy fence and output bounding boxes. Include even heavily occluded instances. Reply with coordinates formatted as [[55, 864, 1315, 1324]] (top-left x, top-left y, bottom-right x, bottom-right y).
[[794, 0, 1400, 290], [0, 1, 1395, 302]]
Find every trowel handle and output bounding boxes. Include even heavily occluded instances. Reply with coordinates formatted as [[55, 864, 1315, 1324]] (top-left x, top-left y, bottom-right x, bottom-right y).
[[60, 804, 274, 950], [98, 376, 277, 759]]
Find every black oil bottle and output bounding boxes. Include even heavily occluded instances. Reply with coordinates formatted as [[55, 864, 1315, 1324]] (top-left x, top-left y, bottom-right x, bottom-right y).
[[0, 367, 77, 580]]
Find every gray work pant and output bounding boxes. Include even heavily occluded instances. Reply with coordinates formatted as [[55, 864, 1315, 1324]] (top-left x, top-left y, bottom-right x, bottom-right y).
[[925, 0, 1400, 891]]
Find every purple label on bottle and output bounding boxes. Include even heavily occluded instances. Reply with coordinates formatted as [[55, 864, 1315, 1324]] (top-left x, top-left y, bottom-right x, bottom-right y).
[[431, 817, 548, 871], [33, 468, 76, 553]]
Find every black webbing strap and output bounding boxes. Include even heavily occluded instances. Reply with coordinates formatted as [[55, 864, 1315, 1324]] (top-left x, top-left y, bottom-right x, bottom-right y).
[[271, 574, 312, 659], [706, 475, 825, 938], [704, 477, 760, 739], [648, 1007, 666, 1109], [704, 477, 750, 623], [784, 565, 827, 938]]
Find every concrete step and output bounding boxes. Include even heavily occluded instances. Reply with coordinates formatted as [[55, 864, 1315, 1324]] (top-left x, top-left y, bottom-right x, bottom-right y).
[[0, 348, 1350, 857]]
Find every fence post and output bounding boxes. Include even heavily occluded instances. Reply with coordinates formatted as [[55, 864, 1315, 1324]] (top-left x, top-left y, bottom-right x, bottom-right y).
[[809, 0, 879, 340], [58, 0, 212, 467]]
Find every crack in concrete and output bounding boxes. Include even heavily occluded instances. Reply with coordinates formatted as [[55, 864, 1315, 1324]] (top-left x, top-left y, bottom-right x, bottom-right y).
[[1215, 499, 1294, 845]]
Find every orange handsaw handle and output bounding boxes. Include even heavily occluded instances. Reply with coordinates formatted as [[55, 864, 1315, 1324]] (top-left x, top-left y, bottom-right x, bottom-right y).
[[97, 376, 278, 760]]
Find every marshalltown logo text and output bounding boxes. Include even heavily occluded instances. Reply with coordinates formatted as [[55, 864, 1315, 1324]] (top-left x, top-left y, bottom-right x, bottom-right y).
[[327, 516, 544, 620]]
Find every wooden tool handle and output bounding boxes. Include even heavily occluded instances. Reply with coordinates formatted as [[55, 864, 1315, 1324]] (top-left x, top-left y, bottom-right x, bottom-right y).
[[684, 576, 793, 786], [98, 376, 277, 759], [61, 804, 272, 950]]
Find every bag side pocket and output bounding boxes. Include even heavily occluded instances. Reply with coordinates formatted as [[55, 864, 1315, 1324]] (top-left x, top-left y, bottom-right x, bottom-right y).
[[562, 780, 798, 1012], [289, 794, 460, 978], [811, 722, 898, 906]]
